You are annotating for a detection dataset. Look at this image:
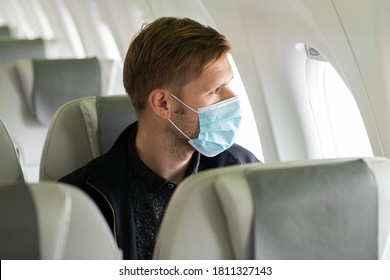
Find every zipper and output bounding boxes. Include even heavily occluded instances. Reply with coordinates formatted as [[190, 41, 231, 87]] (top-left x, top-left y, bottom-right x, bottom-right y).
[[86, 180, 117, 241]]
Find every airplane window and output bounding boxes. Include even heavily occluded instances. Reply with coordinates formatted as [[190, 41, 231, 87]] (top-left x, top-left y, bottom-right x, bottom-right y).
[[228, 54, 264, 161], [305, 47, 373, 158]]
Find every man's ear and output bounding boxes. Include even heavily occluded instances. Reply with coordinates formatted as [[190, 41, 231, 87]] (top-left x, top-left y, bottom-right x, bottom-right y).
[[148, 89, 172, 119]]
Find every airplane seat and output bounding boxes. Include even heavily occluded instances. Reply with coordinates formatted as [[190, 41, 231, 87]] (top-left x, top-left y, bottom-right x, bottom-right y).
[[0, 38, 45, 69], [0, 181, 122, 259], [0, 118, 24, 185], [0, 25, 11, 37], [0, 57, 123, 182], [40, 95, 136, 181], [153, 157, 390, 260]]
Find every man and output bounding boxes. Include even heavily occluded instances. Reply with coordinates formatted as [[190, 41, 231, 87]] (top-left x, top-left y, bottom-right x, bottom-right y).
[[60, 17, 259, 260]]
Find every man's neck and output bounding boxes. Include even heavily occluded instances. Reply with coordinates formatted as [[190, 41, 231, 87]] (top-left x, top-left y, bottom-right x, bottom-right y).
[[135, 123, 194, 184]]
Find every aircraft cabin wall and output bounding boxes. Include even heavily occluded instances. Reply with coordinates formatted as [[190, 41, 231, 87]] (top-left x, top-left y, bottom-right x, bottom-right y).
[[1, 0, 389, 169], [205, 0, 390, 162]]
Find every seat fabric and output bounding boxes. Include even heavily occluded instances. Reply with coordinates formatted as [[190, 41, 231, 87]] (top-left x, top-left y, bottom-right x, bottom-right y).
[[0, 181, 122, 260], [153, 157, 390, 260]]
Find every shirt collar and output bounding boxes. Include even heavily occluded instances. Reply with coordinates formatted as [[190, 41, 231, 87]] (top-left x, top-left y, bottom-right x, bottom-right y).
[[127, 124, 201, 192]]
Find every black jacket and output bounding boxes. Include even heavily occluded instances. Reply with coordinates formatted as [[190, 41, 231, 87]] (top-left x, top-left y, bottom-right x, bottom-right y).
[[60, 122, 260, 259]]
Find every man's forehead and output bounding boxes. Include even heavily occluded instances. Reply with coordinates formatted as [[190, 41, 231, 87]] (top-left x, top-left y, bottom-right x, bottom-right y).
[[180, 54, 232, 94], [202, 54, 231, 74], [199, 56, 233, 85]]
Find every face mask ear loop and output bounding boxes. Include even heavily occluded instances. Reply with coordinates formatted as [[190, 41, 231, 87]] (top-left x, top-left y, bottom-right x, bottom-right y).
[[168, 119, 192, 141], [168, 92, 198, 114]]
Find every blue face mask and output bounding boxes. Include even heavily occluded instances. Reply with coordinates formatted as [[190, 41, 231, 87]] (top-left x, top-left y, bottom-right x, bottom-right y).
[[168, 93, 242, 157]]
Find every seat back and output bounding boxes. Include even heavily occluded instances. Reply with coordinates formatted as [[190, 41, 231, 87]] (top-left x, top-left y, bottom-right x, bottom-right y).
[[0, 25, 11, 37], [40, 95, 136, 181], [153, 157, 390, 260], [0, 57, 124, 181], [0, 38, 45, 69], [0, 181, 122, 259], [0, 118, 24, 184]]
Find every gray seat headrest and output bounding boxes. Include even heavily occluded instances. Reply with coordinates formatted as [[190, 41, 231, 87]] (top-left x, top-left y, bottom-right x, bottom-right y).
[[0, 25, 11, 37], [0, 38, 45, 68], [0, 183, 39, 259], [0, 181, 123, 259], [32, 57, 101, 125], [96, 95, 137, 154], [247, 159, 378, 259]]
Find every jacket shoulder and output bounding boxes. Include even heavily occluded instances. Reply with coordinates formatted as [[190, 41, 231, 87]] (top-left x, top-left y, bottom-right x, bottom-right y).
[[59, 155, 103, 188], [227, 144, 261, 163]]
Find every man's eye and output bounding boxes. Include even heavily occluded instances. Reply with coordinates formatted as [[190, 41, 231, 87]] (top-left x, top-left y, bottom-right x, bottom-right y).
[[212, 87, 221, 94]]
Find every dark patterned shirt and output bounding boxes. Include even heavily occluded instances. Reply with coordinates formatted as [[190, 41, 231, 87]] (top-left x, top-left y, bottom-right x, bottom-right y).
[[127, 130, 200, 259]]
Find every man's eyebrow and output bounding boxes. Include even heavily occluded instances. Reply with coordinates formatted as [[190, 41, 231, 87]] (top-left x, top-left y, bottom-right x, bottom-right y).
[[215, 74, 233, 89], [223, 74, 234, 86]]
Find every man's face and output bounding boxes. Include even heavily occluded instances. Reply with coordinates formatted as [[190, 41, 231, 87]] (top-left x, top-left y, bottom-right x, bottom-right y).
[[170, 54, 236, 140], [182, 54, 235, 109]]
